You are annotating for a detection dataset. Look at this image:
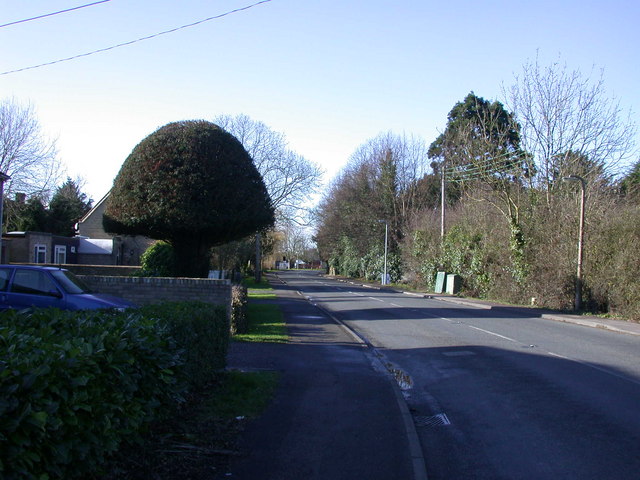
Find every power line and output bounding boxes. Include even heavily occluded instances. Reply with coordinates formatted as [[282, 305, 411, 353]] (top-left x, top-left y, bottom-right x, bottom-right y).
[[0, 0, 273, 76], [0, 1, 112, 29]]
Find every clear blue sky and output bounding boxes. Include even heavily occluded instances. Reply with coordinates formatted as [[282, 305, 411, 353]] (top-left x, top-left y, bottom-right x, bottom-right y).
[[1, 0, 638, 202]]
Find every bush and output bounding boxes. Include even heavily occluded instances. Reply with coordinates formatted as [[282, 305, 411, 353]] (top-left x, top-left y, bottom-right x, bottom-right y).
[[0, 309, 184, 480], [139, 241, 176, 277], [137, 301, 229, 388], [230, 284, 249, 335]]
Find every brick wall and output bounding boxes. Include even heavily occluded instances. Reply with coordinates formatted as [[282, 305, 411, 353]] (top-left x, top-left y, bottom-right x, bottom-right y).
[[66, 265, 141, 276], [79, 275, 232, 314]]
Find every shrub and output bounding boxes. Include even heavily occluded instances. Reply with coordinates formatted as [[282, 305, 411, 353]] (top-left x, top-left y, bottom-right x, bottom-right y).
[[0, 309, 184, 480], [137, 301, 229, 388], [230, 284, 249, 335], [139, 241, 176, 277]]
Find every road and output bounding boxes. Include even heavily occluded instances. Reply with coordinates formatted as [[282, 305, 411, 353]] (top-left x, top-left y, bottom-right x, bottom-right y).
[[278, 270, 640, 480]]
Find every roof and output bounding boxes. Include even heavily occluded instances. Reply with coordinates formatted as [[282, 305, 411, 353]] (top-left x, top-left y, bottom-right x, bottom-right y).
[[78, 191, 110, 224], [78, 238, 113, 255]]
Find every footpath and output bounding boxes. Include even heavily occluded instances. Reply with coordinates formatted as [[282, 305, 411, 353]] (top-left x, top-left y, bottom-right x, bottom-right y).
[[225, 275, 425, 480]]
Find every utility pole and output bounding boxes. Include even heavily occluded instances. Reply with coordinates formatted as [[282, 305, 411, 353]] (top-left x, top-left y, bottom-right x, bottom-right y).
[[440, 162, 446, 241], [255, 232, 262, 283], [563, 175, 586, 311], [0, 173, 10, 263], [377, 220, 388, 285]]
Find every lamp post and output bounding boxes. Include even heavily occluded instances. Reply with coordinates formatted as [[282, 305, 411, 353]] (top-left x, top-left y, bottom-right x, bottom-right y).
[[0, 172, 10, 264], [562, 175, 586, 311], [377, 220, 388, 285]]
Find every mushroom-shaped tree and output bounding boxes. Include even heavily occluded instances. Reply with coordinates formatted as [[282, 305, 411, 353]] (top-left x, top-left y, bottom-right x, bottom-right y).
[[104, 120, 274, 277]]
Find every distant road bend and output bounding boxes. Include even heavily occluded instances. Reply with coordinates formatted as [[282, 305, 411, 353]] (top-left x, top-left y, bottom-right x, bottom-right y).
[[279, 270, 640, 480]]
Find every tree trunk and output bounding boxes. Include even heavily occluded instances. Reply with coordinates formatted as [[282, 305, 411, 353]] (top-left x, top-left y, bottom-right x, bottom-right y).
[[171, 236, 211, 278]]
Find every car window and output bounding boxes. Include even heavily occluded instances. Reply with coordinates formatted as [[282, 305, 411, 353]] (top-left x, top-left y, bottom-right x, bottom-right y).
[[0, 268, 11, 291], [10, 270, 60, 296], [51, 270, 90, 294]]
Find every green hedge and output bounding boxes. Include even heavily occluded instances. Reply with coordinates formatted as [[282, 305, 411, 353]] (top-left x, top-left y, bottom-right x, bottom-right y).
[[137, 301, 229, 388], [230, 284, 248, 335], [0, 309, 182, 479], [0, 301, 229, 480]]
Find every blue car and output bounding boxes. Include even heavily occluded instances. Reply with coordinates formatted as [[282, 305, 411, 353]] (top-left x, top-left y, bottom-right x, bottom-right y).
[[0, 265, 136, 311]]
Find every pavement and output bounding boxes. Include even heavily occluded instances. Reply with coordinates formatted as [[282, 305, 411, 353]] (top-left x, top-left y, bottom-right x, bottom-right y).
[[225, 275, 425, 480]]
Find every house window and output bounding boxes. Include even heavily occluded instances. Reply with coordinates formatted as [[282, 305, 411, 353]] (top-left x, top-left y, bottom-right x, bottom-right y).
[[54, 245, 67, 265], [34, 244, 47, 264]]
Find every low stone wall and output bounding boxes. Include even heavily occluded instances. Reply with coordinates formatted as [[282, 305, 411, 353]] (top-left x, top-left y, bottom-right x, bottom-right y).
[[79, 275, 232, 314]]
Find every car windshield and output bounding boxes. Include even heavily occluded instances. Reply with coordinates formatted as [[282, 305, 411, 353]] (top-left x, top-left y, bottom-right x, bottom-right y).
[[50, 270, 92, 294]]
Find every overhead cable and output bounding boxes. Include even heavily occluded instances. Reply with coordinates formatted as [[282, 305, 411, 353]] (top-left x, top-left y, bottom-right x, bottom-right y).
[[0, 0, 273, 76], [0, 1, 111, 29]]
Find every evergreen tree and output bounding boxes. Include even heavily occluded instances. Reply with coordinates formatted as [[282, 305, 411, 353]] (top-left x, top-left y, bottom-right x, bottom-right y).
[[104, 120, 274, 278], [48, 178, 93, 236]]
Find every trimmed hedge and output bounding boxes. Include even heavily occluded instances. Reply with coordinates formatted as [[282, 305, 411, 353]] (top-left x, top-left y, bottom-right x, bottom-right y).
[[230, 284, 248, 335], [138, 301, 229, 388], [0, 301, 229, 479], [0, 309, 182, 479]]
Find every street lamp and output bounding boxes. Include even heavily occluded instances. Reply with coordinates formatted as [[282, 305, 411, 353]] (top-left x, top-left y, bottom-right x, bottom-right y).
[[562, 175, 586, 311], [0, 172, 10, 264], [377, 220, 388, 285]]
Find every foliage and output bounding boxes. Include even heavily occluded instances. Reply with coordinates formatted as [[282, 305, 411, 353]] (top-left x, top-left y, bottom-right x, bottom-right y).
[[582, 203, 640, 320], [620, 159, 640, 199], [0, 308, 184, 480], [137, 302, 230, 387], [139, 241, 176, 277], [7, 196, 49, 232], [313, 61, 639, 320], [230, 284, 249, 335], [104, 120, 274, 277], [47, 178, 93, 236], [315, 132, 431, 279], [428, 92, 525, 176], [3, 178, 92, 236]]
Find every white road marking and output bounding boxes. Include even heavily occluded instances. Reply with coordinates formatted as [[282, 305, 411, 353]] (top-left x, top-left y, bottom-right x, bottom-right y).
[[467, 325, 518, 343]]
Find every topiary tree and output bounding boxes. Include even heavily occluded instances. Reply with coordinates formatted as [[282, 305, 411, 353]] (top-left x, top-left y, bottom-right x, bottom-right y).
[[103, 120, 274, 277]]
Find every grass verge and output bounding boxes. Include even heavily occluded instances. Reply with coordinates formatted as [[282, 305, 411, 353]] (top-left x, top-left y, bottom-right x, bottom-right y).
[[233, 303, 288, 343]]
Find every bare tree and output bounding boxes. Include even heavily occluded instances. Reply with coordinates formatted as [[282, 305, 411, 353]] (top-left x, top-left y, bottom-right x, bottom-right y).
[[0, 98, 62, 199], [504, 55, 637, 202], [213, 114, 323, 225], [213, 114, 323, 280]]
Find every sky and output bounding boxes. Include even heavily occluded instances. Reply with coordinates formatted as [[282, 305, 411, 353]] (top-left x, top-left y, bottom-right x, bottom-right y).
[[1, 0, 638, 204]]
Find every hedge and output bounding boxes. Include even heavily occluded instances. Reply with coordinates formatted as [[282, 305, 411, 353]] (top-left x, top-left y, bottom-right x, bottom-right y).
[[0, 301, 229, 479], [137, 301, 229, 388]]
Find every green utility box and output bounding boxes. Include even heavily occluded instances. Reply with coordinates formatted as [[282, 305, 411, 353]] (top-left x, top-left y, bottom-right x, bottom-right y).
[[435, 271, 446, 293], [446, 274, 461, 294]]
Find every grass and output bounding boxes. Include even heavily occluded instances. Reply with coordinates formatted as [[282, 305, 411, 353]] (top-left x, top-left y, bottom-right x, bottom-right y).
[[233, 302, 288, 343], [243, 275, 277, 299]]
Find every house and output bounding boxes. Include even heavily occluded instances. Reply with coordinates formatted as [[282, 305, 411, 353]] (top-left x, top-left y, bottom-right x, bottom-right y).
[[75, 192, 153, 266], [2, 231, 79, 265], [1, 193, 152, 266]]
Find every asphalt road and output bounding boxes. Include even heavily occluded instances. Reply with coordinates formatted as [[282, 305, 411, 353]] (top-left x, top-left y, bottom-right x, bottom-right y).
[[280, 270, 640, 480]]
